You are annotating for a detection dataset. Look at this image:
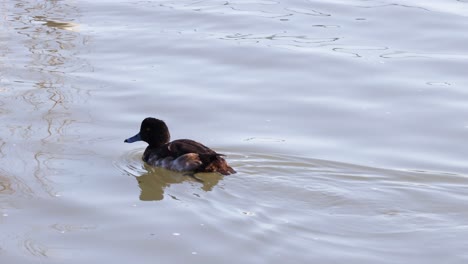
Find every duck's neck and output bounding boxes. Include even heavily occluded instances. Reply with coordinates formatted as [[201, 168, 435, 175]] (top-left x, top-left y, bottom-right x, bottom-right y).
[[148, 141, 167, 149], [143, 133, 169, 159], [147, 130, 170, 148]]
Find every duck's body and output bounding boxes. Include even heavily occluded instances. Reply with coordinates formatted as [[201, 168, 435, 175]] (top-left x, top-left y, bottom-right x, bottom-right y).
[[125, 118, 235, 175]]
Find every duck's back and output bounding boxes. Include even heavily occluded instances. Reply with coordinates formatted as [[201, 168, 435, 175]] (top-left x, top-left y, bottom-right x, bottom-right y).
[[146, 139, 236, 175], [165, 139, 218, 157]]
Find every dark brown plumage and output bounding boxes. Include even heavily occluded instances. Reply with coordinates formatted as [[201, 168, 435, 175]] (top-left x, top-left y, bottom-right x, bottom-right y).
[[125, 117, 235, 175]]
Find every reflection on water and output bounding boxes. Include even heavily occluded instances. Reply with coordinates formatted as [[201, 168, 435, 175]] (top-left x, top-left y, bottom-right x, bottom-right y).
[[137, 166, 223, 201], [35, 17, 80, 32], [1, 1, 92, 261], [2, 0, 91, 197], [0, 168, 35, 210], [116, 149, 223, 201], [0, 174, 14, 199]]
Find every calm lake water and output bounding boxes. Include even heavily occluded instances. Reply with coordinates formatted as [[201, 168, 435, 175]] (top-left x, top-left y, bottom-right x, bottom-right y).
[[1, 0, 468, 263]]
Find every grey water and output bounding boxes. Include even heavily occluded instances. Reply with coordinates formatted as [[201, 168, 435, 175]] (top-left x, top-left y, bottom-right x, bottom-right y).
[[1, 0, 468, 263]]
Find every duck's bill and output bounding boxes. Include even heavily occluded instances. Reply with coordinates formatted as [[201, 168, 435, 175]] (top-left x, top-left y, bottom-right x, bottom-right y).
[[124, 132, 141, 143]]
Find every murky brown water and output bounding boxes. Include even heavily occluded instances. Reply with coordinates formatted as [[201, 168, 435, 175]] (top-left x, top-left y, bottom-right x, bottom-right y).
[[1, 0, 468, 263]]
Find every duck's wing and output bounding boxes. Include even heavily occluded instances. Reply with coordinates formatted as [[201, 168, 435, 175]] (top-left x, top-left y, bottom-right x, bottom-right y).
[[162, 139, 220, 157], [159, 139, 235, 175]]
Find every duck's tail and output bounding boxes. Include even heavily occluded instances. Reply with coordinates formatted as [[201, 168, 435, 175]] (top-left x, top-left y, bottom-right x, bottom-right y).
[[198, 154, 236, 175]]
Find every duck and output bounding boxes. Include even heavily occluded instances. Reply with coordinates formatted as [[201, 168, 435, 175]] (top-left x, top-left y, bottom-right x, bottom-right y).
[[124, 117, 236, 175]]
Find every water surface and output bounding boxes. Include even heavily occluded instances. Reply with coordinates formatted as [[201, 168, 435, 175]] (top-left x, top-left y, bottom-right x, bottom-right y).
[[1, 0, 468, 263]]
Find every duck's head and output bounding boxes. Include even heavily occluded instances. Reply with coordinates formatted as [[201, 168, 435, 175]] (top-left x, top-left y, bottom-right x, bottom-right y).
[[124, 117, 171, 146]]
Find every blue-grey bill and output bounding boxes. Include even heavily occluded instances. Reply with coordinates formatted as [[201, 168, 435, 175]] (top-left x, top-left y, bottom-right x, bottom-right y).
[[124, 133, 141, 143]]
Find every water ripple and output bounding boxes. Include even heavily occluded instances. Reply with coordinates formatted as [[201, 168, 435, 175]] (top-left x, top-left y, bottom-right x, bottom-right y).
[[285, 7, 331, 16], [356, 3, 431, 12], [21, 237, 48, 258], [380, 51, 468, 60], [50, 223, 97, 233], [114, 148, 147, 177]]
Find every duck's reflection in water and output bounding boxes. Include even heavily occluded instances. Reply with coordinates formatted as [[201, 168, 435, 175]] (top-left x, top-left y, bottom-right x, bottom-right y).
[[135, 164, 223, 201]]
